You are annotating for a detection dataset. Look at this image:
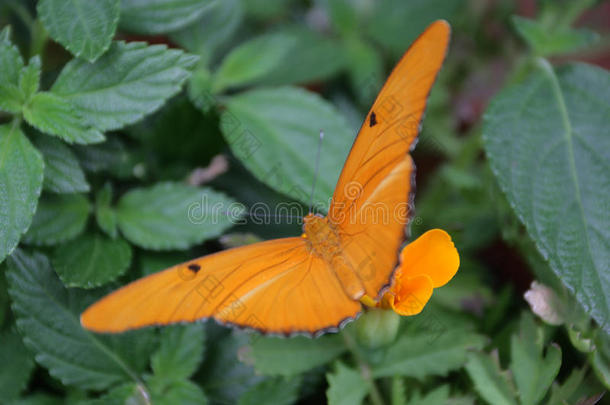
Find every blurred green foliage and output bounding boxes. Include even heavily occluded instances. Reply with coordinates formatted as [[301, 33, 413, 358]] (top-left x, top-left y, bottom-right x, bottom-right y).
[[0, 0, 609, 404]]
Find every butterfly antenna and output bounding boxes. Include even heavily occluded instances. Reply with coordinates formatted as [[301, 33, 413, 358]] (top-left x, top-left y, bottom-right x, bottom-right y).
[[309, 130, 324, 214]]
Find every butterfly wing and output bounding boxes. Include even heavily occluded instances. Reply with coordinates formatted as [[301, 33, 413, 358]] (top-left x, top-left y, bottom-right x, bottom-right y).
[[329, 20, 451, 299], [81, 237, 360, 335]]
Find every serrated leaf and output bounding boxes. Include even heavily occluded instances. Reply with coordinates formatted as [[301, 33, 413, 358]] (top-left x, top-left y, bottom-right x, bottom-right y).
[[0, 329, 36, 402], [465, 352, 518, 405], [51, 41, 198, 132], [0, 123, 43, 263], [150, 379, 208, 405], [170, 0, 243, 63], [372, 329, 486, 379], [19, 56, 41, 101], [407, 385, 450, 405], [95, 183, 117, 237], [213, 35, 296, 92], [151, 324, 205, 383], [0, 28, 25, 113], [52, 234, 132, 288], [6, 250, 143, 390], [221, 86, 352, 208], [0, 26, 23, 83], [483, 61, 610, 333], [116, 182, 239, 250], [0, 82, 24, 113], [326, 363, 368, 405], [37, 0, 119, 62], [79, 383, 149, 405], [238, 377, 301, 405], [512, 16, 599, 57], [23, 193, 90, 246], [251, 335, 346, 376], [33, 135, 89, 193], [548, 367, 586, 405], [510, 320, 562, 405], [23, 92, 105, 144], [120, 0, 215, 34]]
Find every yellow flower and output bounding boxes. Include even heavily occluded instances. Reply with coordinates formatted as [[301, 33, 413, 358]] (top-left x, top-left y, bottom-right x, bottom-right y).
[[361, 229, 459, 315]]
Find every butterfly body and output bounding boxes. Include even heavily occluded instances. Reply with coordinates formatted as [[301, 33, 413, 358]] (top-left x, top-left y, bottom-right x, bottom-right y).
[[302, 213, 366, 300], [81, 20, 451, 336]]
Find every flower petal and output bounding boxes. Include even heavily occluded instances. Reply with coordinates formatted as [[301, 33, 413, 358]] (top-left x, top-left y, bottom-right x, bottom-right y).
[[389, 274, 433, 316], [399, 229, 459, 288]]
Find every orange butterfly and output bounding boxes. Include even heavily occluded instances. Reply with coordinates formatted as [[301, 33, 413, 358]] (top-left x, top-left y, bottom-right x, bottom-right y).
[[81, 20, 451, 336]]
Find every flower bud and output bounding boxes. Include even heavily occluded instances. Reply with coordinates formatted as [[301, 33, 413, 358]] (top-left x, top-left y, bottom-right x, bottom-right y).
[[356, 309, 400, 349]]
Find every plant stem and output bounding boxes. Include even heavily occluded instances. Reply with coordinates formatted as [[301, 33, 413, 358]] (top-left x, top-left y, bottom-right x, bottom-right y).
[[342, 331, 385, 405]]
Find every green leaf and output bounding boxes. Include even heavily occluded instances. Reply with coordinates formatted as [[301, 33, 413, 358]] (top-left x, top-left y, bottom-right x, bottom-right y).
[[465, 352, 518, 405], [95, 183, 117, 238], [120, 0, 215, 34], [170, 0, 243, 63], [150, 379, 208, 405], [0, 82, 24, 114], [366, 0, 461, 56], [510, 317, 561, 405], [199, 327, 263, 404], [33, 135, 89, 193], [372, 329, 486, 378], [221, 86, 352, 208], [19, 56, 41, 101], [52, 233, 132, 288], [345, 37, 383, 106], [79, 383, 149, 405], [0, 27, 24, 113], [52, 41, 198, 132], [407, 385, 450, 405], [6, 250, 143, 390], [0, 26, 24, 83], [512, 16, 599, 57], [0, 123, 44, 263], [250, 335, 346, 376], [23, 193, 90, 246], [0, 329, 36, 402], [483, 61, 610, 333], [116, 182, 239, 250], [37, 0, 119, 62], [548, 367, 586, 405], [238, 377, 301, 405], [591, 333, 610, 389], [213, 34, 296, 92], [242, 28, 346, 86], [73, 136, 133, 176], [23, 92, 105, 144], [326, 363, 368, 405], [151, 324, 205, 383]]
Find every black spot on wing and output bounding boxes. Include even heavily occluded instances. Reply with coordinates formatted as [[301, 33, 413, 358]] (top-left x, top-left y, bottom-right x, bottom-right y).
[[188, 264, 201, 273], [369, 111, 377, 127]]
